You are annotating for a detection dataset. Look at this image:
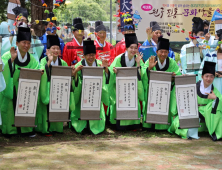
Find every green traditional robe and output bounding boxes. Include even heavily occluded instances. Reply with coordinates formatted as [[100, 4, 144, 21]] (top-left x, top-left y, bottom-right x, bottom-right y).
[[70, 59, 109, 134], [0, 51, 39, 135], [35, 57, 75, 134], [141, 56, 181, 130], [2, 35, 43, 63], [108, 53, 145, 129], [168, 81, 222, 140]]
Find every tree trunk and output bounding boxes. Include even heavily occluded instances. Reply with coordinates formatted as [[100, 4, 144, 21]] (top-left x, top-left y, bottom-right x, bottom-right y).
[[20, 0, 25, 8], [31, 0, 53, 37]]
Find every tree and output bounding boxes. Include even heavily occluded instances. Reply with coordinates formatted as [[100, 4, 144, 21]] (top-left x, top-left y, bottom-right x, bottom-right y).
[[30, 0, 53, 37]]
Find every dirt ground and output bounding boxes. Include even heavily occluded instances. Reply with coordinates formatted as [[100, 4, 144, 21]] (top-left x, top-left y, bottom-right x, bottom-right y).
[[0, 125, 222, 170]]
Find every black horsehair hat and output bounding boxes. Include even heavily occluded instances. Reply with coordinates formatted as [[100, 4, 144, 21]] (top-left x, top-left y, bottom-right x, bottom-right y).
[[125, 33, 138, 48], [83, 40, 96, 55], [12, 6, 28, 18], [202, 61, 216, 76], [157, 37, 170, 51], [95, 21, 106, 32], [17, 27, 31, 42], [192, 17, 204, 33], [150, 21, 162, 32], [73, 17, 84, 31], [47, 35, 60, 49]]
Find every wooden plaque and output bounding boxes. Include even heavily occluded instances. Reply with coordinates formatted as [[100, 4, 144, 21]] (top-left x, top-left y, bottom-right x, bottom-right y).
[[116, 67, 139, 120], [80, 67, 103, 120], [175, 75, 200, 129], [146, 71, 172, 125], [49, 66, 72, 122], [14, 68, 41, 127]]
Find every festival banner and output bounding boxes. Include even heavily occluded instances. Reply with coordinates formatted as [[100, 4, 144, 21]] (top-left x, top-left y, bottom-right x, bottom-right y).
[[116, 0, 222, 42]]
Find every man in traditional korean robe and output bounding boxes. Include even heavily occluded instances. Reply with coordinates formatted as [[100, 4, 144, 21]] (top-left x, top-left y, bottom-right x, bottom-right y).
[[141, 37, 181, 131], [35, 35, 74, 135], [2, 6, 43, 63], [39, 12, 64, 60], [180, 17, 205, 82], [139, 22, 175, 62], [169, 61, 222, 141], [62, 18, 85, 66], [109, 33, 144, 131], [94, 20, 115, 66], [0, 27, 39, 136], [70, 40, 109, 134], [115, 18, 141, 57]]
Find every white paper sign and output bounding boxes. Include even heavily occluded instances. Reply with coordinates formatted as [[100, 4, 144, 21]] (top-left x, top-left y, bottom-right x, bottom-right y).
[[116, 77, 138, 111], [176, 84, 199, 119], [49, 76, 71, 112], [15, 79, 40, 117], [218, 59, 222, 72], [7, 2, 21, 15], [187, 52, 201, 64], [81, 76, 102, 111], [147, 80, 171, 115]]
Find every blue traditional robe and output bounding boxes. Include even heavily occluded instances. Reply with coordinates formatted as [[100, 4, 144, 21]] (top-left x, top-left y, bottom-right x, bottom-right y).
[[139, 39, 175, 62]]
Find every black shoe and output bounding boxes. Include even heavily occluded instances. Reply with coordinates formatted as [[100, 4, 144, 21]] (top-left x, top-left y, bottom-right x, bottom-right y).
[[211, 133, 217, 141]]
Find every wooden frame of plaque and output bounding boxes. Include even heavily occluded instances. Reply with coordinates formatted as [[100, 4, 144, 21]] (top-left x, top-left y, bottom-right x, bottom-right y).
[[49, 66, 72, 122], [115, 67, 139, 120], [186, 46, 201, 70], [80, 67, 103, 120], [14, 68, 41, 127], [175, 75, 200, 129], [215, 20, 222, 24], [146, 71, 172, 125], [7, 0, 21, 20]]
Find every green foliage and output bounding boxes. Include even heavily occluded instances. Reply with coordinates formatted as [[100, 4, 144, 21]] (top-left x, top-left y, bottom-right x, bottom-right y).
[[57, 0, 116, 24], [0, 0, 9, 23]]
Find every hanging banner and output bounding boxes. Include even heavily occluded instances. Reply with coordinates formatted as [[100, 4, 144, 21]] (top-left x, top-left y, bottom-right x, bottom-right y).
[[49, 66, 72, 122], [116, 0, 222, 42], [15, 68, 41, 127], [186, 46, 201, 70], [146, 71, 172, 125], [80, 67, 103, 120], [7, 0, 21, 20], [175, 75, 199, 129], [116, 67, 139, 120]]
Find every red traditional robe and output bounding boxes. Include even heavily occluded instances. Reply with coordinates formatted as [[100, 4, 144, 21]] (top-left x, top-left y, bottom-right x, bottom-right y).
[[62, 37, 84, 66], [115, 38, 142, 58], [94, 39, 115, 66]]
